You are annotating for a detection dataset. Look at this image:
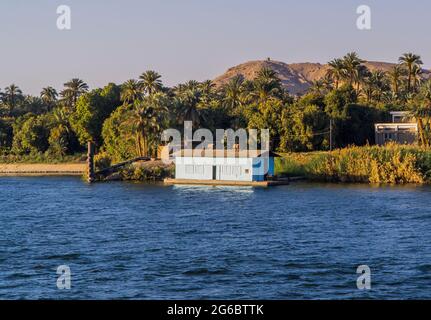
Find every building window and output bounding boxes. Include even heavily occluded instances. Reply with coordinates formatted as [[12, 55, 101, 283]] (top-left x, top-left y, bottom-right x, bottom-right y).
[[384, 133, 395, 140], [245, 169, 250, 174]]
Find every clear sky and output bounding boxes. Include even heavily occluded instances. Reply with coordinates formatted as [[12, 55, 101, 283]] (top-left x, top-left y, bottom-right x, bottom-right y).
[[0, 0, 430, 95]]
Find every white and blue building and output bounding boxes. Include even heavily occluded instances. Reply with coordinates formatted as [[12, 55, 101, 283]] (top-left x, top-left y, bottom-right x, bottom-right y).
[[173, 149, 277, 182]]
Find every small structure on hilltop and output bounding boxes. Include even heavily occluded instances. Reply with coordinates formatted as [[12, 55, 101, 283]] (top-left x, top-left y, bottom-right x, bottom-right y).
[[375, 111, 418, 146]]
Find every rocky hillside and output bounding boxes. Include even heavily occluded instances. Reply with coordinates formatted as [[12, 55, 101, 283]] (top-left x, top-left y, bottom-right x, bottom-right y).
[[213, 60, 431, 95]]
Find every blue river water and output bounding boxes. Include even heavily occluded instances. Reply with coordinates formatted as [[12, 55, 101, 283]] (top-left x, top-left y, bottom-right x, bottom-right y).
[[0, 177, 431, 299]]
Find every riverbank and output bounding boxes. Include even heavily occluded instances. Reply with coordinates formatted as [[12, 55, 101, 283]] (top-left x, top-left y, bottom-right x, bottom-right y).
[[276, 143, 431, 184], [0, 163, 86, 176], [2, 144, 431, 184]]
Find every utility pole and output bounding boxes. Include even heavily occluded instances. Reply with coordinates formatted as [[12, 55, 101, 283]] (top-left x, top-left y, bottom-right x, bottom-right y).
[[329, 119, 333, 151]]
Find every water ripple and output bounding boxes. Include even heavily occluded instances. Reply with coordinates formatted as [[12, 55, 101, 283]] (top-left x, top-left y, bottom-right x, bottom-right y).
[[1, 177, 431, 299]]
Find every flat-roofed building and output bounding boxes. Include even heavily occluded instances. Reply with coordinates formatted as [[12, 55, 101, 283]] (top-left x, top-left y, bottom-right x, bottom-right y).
[[173, 149, 278, 182], [375, 111, 418, 145]]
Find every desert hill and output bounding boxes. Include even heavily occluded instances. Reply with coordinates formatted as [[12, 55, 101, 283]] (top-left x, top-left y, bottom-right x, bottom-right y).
[[213, 60, 431, 95]]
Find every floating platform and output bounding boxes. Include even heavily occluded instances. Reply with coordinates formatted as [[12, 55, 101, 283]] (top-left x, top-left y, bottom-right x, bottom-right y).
[[164, 178, 290, 187]]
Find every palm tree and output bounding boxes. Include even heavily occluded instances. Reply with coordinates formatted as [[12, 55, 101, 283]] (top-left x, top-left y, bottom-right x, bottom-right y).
[[172, 80, 206, 126], [413, 80, 431, 147], [342, 52, 364, 87], [22, 96, 46, 115], [139, 70, 162, 96], [412, 105, 430, 147], [321, 74, 334, 92], [40, 87, 58, 110], [381, 91, 399, 104], [326, 58, 345, 89], [399, 53, 423, 94], [133, 105, 149, 157], [183, 80, 200, 90], [60, 78, 89, 108], [146, 93, 170, 157], [361, 70, 388, 103], [250, 67, 282, 103], [200, 80, 215, 95], [0, 89, 3, 114], [388, 65, 405, 97], [420, 79, 431, 103], [176, 87, 202, 127], [132, 93, 169, 157], [354, 64, 370, 94], [121, 79, 142, 105], [223, 75, 245, 109], [2, 84, 23, 114], [362, 75, 375, 103], [309, 80, 325, 95], [411, 65, 423, 92], [199, 80, 215, 104], [53, 107, 73, 136], [371, 71, 388, 102]]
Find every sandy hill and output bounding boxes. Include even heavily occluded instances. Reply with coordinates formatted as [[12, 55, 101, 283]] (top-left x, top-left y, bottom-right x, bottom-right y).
[[213, 60, 431, 95]]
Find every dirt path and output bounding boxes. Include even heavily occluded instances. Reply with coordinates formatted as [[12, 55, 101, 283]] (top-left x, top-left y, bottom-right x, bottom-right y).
[[0, 163, 86, 176]]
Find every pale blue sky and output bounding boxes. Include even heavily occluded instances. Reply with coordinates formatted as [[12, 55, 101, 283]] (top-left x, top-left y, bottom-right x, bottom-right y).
[[0, 0, 430, 95]]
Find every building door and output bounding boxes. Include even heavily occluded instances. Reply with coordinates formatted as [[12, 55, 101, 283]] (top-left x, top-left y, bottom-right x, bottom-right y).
[[212, 166, 217, 180]]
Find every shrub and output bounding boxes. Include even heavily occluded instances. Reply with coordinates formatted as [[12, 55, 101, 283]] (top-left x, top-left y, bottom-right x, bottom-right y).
[[11, 114, 51, 154], [101, 105, 137, 162], [94, 152, 112, 171], [116, 162, 174, 181], [280, 143, 431, 184], [48, 125, 69, 156]]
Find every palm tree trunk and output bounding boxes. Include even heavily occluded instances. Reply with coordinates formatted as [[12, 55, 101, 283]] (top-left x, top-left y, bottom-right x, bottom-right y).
[[417, 118, 427, 147], [153, 143, 158, 158], [136, 133, 143, 157], [426, 118, 431, 148], [408, 68, 412, 93], [142, 135, 148, 157]]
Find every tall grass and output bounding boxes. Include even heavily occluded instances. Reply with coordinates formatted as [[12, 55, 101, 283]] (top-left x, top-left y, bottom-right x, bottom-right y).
[[275, 152, 322, 177], [277, 143, 431, 184]]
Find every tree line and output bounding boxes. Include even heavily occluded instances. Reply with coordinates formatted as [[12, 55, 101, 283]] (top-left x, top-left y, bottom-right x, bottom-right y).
[[1, 52, 431, 162]]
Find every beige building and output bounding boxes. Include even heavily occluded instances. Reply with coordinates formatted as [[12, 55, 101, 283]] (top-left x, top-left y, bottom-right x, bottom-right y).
[[375, 111, 418, 146]]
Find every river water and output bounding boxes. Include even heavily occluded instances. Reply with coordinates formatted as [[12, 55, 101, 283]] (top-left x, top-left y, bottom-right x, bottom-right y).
[[0, 177, 430, 299]]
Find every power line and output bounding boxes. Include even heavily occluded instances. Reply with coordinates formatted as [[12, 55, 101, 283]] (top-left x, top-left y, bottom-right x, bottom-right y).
[[280, 130, 330, 138]]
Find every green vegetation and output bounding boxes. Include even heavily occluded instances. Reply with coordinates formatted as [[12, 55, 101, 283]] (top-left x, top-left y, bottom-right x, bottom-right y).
[[0, 153, 84, 164], [94, 161, 174, 182], [277, 143, 431, 184], [1, 52, 431, 184], [275, 152, 323, 177], [119, 162, 174, 181]]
